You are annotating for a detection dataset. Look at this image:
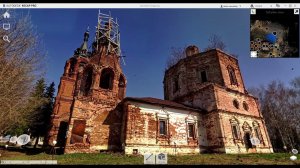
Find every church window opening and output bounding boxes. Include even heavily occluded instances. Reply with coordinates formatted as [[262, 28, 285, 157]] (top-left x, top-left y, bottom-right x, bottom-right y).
[[188, 123, 195, 138], [233, 99, 239, 109], [118, 75, 126, 99], [200, 70, 208, 83], [70, 120, 86, 144], [230, 118, 240, 140], [254, 127, 262, 141], [81, 67, 93, 96], [253, 121, 263, 143], [232, 125, 239, 139], [228, 66, 237, 85], [100, 68, 114, 90], [243, 101, 249, 111], [159, 120, 167, 135], [197, 68, 208, 83]]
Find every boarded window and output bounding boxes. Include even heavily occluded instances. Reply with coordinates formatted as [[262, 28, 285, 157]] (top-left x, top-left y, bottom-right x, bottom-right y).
[[188, 123, 195, 138], [100, 68, 114, 90], [70, 120, 86, 144], [159, 120, 167, 135], [228, 66, 237, 85]]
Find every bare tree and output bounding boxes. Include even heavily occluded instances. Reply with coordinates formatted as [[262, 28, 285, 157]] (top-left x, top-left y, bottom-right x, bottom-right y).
[[0, 10, 46, 135], [248, 79, 300, 151], [165, 46, 186, 69], [165, 34, 234, 70], [205, 34, 226, 51]]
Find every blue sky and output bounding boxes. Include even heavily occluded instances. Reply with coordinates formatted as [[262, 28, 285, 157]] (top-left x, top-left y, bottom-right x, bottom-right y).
[[17, 9, 300, 99]]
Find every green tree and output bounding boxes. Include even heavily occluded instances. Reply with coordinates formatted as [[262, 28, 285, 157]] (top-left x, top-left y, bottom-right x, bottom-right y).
[[43, 82, 55, 147], [29, 78, 48, 148]]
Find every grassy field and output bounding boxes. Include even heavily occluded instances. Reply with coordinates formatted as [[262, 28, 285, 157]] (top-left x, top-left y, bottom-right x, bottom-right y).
[[0, 143, 298, 165], [0, 148, 299, 165]]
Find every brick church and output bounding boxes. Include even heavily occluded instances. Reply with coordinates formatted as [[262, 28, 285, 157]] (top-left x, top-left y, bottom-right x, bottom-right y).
[[47, 12, 273, 154]]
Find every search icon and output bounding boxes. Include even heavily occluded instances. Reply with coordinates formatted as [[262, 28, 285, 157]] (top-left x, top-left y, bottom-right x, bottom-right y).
[[3, 35, 10, 43]]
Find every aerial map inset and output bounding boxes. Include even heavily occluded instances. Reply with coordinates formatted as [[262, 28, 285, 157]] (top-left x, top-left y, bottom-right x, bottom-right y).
[[250, 9, 299, 58]]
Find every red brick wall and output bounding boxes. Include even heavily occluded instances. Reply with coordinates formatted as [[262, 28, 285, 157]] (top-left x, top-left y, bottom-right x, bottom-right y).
[[203, 112, 224, 151], [48, 65, 77, 145], [121, 101, 202, 154], [217, 51, 246, 93], [164, 49, 246, 102], [219, 112, 273, 153], [214, 86, 260, 117], [164, 50, 224, 101], [49, 45, 127, 153]]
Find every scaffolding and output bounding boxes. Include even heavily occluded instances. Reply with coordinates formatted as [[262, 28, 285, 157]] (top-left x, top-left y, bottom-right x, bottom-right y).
[[95, 10, 121, 56]]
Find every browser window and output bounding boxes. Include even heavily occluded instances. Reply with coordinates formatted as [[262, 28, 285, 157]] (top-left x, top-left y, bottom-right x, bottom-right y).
[[0, 3, 299, 165]]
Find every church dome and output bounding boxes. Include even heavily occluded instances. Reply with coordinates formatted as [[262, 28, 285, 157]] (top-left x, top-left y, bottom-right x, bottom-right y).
[[185, 45, 200, 57]]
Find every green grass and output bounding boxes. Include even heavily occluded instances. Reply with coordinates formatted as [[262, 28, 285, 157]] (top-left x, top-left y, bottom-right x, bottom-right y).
[[0, 148, 299, 165]]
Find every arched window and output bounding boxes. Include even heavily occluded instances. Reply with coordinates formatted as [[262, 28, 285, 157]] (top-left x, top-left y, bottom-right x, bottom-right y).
[[228, 66, 237, 85], [81, 67, 93, 96], [233, 99, 239, 109], [243, 122, 253, 149], [242, 121, 251, 132], [118, 74, 126, 99], [100, 68, 114, 90], [243, 101, 249, 111], [252, 121, 263, 142], [230, 118, 240, 140]]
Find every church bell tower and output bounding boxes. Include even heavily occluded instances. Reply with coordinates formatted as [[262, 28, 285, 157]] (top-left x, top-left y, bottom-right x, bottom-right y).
[[48, 11, 127, 153]]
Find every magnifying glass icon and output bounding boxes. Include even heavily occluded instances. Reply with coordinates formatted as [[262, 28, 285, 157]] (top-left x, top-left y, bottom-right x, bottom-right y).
[[3, 35, 10, 43]]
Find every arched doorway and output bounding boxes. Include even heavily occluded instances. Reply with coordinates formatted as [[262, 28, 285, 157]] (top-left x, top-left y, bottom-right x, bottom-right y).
[[244, 132, 253, 150], [56, 121, 68, 154]]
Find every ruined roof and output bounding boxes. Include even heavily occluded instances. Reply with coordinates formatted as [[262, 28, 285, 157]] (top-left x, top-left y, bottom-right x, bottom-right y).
[[124, 97, 203, 112]]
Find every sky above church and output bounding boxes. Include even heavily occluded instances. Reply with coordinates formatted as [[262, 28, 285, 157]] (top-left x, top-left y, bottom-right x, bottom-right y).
[[15, 9, 300, 98]]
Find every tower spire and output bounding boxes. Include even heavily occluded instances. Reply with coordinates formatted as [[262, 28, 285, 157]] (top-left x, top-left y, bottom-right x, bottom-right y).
[[74, 27, 90, 57]]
